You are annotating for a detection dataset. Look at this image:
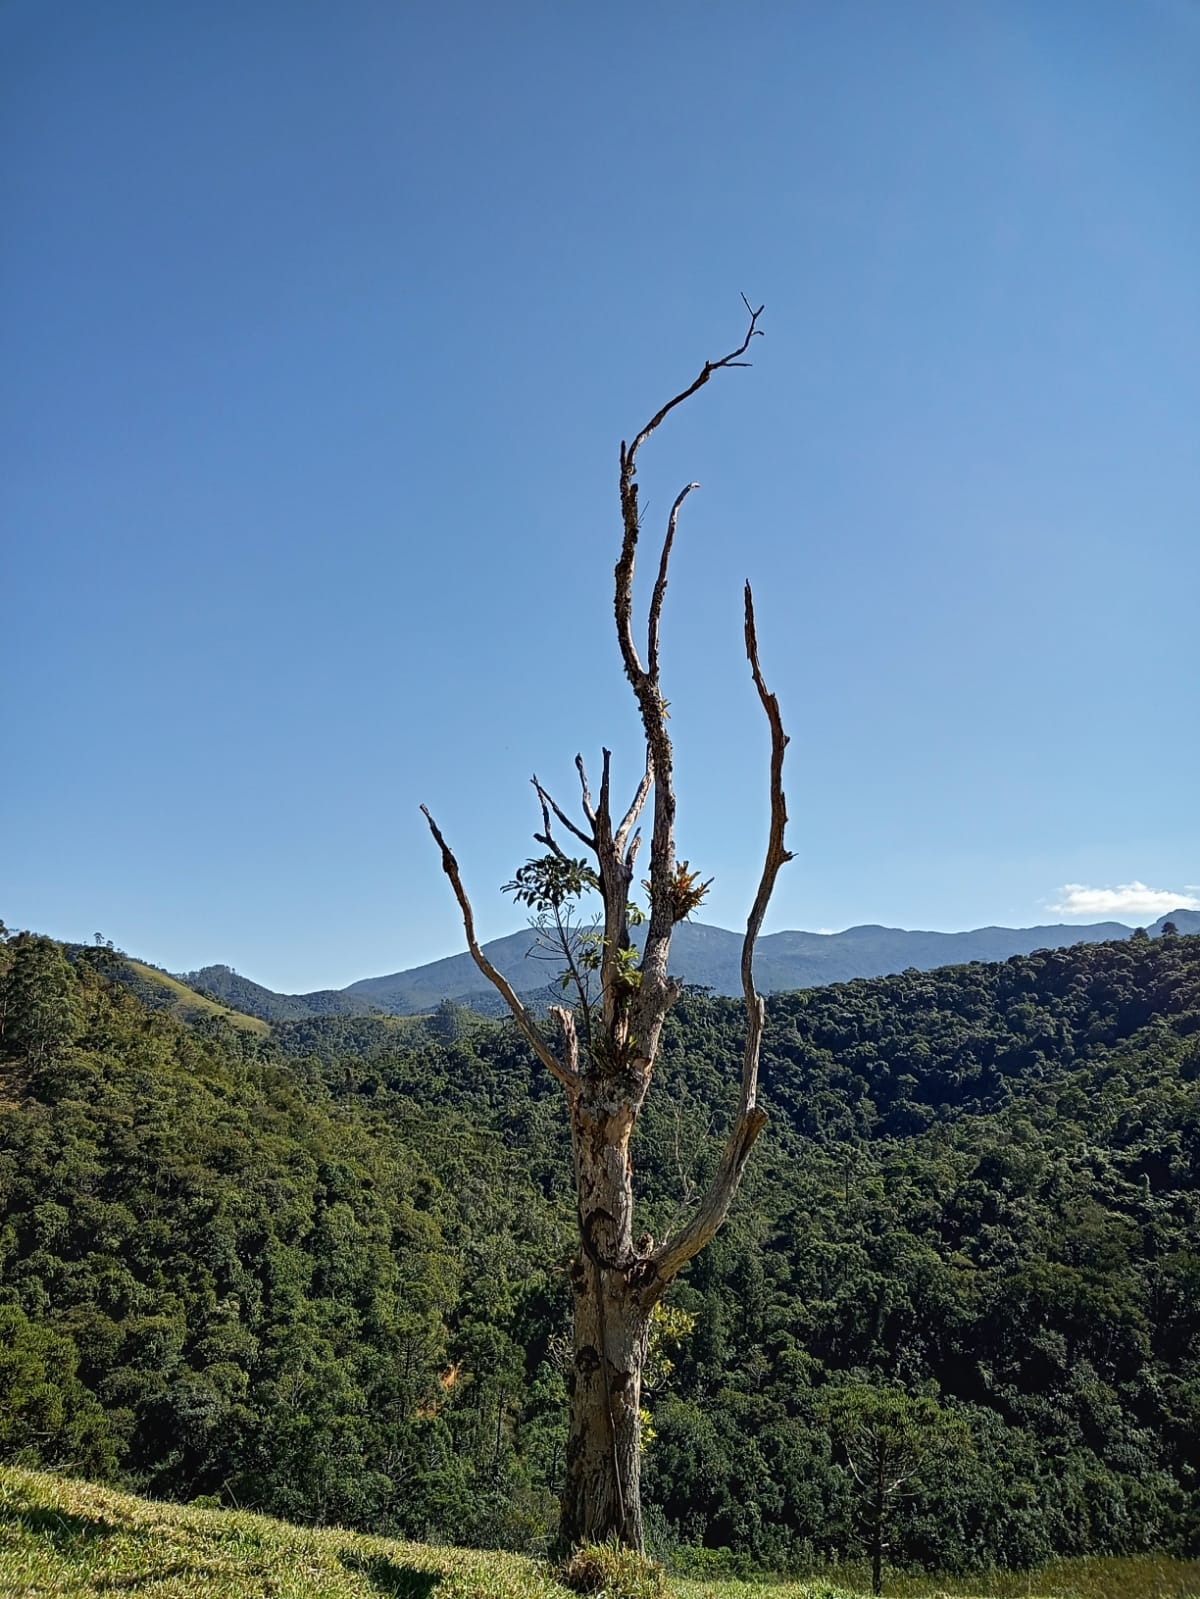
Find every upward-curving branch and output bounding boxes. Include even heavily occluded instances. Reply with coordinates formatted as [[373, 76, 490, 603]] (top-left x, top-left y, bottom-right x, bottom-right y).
[[652, 582, 792, 1283]]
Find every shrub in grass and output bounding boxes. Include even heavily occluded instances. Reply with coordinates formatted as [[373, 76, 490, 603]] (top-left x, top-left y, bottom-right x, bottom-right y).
[[559, 1539, 667, 1599]]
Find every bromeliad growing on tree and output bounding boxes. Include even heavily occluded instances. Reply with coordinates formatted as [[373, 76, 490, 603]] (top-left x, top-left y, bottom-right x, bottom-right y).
[[421, 301, 791, 1551]]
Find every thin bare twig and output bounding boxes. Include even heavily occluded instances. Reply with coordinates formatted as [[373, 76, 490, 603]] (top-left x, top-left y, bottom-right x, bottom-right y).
[[614, 756, 653, 857], [575, 755, 597, 827], [627, 301, 765, 468], [532, 786, 571, 865], [648, 483, 699, 683], [420, 805, 580, 1093]]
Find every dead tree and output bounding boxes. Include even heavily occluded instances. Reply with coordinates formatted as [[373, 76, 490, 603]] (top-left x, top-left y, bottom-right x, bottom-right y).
[[422, 302, 791, 1551]]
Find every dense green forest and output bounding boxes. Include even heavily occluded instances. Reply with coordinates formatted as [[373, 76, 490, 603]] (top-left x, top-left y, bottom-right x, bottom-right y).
[[1, 924, 1198, 1578]]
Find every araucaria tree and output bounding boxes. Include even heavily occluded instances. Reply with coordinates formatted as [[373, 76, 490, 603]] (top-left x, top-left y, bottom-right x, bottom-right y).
[[422, 303, 791, 1551]]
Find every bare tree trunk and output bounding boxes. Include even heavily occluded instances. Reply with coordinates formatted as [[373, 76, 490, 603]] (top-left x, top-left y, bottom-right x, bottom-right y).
[[561, 1247, 651, 1549], [559, 1078, 658, 1548], [422, 304, 790, 1552]]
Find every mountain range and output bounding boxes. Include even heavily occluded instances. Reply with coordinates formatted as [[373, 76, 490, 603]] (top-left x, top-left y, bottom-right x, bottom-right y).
[[179, 908, 1200, 1024]]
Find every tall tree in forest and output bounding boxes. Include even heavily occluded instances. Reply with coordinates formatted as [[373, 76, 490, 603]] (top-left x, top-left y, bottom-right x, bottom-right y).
[[422, 303, 790, 1551], [825, 1386, 972, 1595]]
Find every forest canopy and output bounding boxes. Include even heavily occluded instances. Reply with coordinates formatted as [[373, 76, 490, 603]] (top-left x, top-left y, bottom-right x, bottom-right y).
[[0, 925, 1197, 1574]]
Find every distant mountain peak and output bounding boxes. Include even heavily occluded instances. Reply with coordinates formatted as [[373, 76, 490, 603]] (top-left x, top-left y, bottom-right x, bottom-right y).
[[183, 910, 1200, 1024]]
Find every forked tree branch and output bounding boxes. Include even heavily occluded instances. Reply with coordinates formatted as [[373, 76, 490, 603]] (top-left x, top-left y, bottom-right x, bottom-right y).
[[532, 785, 571, 865], [626, 296, 765, 471], [614, 298, 764, 694], [531, 824, 597, 1049], [651, 583, 791, 1282], [611, 301, 764, 1057], [420, 805, 580, 1093], [590, 744, 636, 1035], [533, 775, 596, 854]]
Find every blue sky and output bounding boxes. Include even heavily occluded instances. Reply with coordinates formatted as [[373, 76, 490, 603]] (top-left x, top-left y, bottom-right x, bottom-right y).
[[3, 0, 1197, 992]]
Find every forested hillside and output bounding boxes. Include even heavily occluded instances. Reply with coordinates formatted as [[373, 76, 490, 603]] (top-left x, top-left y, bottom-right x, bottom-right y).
[[1, 925, 1197, 1577], [178, 963, 375, 1023], [179, 911, 1200, 1021]]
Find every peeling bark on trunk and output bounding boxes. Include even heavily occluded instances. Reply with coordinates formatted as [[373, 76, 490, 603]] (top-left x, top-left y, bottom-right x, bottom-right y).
[[422, 304, 790, 1552]]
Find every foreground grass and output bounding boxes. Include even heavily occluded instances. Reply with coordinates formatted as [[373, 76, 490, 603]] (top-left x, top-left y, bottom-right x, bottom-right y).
[[0, 1470, 852, 1599], [0, 1466, 566, 1599], [1, 1469, 1196, 1599]]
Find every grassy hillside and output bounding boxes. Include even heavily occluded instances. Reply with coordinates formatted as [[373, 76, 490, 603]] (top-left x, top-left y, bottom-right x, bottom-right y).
[[3, 1469, 1198, 1599], [0, 1468, 853, 1599], [120, 959, 271, 1036]]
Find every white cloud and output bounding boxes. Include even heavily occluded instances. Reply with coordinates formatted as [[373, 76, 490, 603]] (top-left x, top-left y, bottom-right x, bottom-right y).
[[1049, 881, 1200, 919]]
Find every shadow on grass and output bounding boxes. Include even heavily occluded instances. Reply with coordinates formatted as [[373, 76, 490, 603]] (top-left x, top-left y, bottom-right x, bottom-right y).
[[341, 1552, 443, 1599], [0, 1503, 124, 1546], [93, 1563, 219, 1592]]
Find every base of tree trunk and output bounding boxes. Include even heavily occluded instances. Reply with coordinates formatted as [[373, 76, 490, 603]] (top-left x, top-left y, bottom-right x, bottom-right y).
[[558, 1250, 650, 1551]]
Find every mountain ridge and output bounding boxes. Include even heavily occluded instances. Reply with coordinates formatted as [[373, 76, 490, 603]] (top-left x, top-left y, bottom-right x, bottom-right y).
[[182, 908, 1200, 1023]]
